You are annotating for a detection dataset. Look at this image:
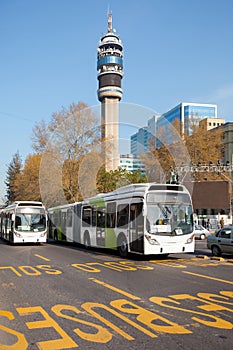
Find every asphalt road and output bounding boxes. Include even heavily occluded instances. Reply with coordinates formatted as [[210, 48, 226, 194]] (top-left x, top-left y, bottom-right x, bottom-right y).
[[0, 238, 232, 350]]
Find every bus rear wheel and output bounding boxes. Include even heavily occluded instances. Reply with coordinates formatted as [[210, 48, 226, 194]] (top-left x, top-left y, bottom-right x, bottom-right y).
[[54, 230, 58, 241], [118, 234, 128, 258], [84, 232, 90, 249]]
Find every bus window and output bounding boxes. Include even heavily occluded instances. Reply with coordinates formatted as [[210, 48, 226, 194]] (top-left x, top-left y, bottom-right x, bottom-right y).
[[97, 207, 106, 228], [15, 215, 22, 229], [62, 212, 67, 226], [117, 204, 129, 228], [130, 203, 143, 228], [92, 207, 97, 227], [82, 206, 92, 226], [54, 211, 61, 227], [67, 208, 73, 227], [107, 202, 116, 228]]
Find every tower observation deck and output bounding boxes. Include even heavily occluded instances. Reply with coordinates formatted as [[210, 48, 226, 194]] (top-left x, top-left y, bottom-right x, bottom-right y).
[[97, 12, 124, 171]]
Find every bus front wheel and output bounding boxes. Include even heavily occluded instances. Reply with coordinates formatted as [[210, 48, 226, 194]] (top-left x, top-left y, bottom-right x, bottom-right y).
[[118, 234, 128, 258]]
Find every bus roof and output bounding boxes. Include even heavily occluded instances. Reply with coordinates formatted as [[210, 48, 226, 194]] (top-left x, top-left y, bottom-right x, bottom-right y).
[[2, 201, 45, 211], [82, 183, 188, 204]]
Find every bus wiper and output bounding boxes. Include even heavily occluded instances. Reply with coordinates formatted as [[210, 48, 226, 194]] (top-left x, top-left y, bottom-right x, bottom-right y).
[[158, 204, 168, 219]]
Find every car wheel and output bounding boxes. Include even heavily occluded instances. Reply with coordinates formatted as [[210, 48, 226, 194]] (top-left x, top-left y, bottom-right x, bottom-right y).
[[200, 234, 206, 240], [212, 245, 221, 257]]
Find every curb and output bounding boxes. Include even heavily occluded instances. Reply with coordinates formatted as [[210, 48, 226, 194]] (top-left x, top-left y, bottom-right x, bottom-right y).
[[210, 256, 225, 261]]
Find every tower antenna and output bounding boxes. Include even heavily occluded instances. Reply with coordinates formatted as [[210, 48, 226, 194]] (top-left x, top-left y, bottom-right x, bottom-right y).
[[108, 11, 112, 32]]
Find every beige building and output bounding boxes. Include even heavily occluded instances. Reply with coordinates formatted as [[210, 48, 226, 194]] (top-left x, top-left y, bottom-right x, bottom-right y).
[[199, 117, 225, 131]]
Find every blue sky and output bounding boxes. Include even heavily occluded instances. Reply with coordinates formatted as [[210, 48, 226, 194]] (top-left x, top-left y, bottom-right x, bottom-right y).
[[0, 0, 233, 202]]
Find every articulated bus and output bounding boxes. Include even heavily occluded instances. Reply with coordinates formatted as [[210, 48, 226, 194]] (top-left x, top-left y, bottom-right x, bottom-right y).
[[0, 201, 47, 244], [48, 183, 195, 257]]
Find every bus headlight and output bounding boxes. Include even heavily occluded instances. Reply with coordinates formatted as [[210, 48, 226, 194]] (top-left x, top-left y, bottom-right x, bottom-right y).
[[185, 234, 195, 244], [14, 232, 22, 237], [40, 231, 47, 237], [145, 234, 160, 245]]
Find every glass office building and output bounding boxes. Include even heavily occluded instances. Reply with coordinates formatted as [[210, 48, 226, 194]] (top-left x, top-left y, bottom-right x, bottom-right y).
[[130, 127, 149, 157], [130, 115, 158, 157], [130, 102, 218, 153], [156, 102, 217, 146], [119, 154, 145, 173]]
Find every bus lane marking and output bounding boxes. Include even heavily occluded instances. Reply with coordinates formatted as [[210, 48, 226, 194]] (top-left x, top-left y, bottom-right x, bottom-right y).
[[34, 254, 51, 261], [0, 266, 22, 277], [71, 261, 154, 273], [182, 271, 233, 285], [149, 257, 231, 269], [1, 290, 233, 348], [0, 310, 29, 350], [149, 259, 187, 268], [88, 279, 233, 332], [150, 294, 233, 330], [88, 278, 141, 300], [87, 278, 193, 336], [0, 265, 62, 278], [17, 306, 78, 349], [197, 291, 233, 307]]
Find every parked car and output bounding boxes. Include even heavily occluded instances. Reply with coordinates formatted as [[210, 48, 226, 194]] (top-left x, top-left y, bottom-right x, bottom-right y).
[[193, 224, 210, 240], [207, 226, 233, 256]]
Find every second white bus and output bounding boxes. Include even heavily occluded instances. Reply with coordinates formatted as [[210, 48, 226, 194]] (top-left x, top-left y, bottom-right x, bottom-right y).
[[48, 183, 195, 257]]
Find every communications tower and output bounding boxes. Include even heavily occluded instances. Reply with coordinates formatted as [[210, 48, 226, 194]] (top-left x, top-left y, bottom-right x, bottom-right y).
[[97, 12, 124, 171]]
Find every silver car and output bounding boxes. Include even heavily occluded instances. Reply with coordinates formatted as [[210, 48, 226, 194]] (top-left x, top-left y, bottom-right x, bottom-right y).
[[193, 224, 210, 240], [207, 226, 233, 256]]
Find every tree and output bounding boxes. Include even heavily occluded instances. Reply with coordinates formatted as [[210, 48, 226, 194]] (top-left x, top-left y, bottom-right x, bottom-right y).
[[31, 119, 50, 153], [185, 126, 224, 181], [5, 152, 22, 205], [97, 168, 147, 193], [37, 102, 101, 207], [145, 119, 224, 183], [13, 154, 42, 201]]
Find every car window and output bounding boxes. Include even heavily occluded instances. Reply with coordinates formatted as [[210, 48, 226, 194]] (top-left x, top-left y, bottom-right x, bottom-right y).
[[219, 229, 232, 238]]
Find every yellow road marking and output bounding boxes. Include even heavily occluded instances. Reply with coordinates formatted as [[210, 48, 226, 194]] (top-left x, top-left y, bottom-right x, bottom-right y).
[[34, 254, 50, 261], [89, 278, 141, 300], [183, 271, 233, 285]]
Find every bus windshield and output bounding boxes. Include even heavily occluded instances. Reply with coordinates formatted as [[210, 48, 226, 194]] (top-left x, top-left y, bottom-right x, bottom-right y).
[[146, 192, 193, 235], [15, 212, 46, 232]]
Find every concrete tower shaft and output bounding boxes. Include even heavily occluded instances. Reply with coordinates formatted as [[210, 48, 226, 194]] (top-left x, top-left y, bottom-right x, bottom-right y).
[[97, 13, 124, 171]]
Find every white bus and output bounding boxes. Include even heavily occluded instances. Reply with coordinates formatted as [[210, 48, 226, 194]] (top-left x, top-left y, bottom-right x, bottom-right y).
[[0, 201, 47, 244], [48, 183, 195, 257]]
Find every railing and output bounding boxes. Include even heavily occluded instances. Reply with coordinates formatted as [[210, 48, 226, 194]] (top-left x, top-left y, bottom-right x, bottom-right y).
[[176, 164, 233, 173]]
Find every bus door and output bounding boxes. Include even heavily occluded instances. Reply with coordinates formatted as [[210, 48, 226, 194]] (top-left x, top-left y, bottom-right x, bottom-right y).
[[96, 206, 106, 247], [129, 201, 144, 253]]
